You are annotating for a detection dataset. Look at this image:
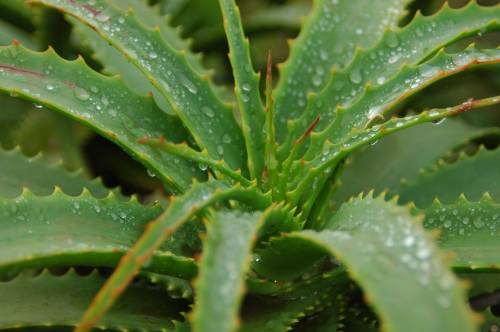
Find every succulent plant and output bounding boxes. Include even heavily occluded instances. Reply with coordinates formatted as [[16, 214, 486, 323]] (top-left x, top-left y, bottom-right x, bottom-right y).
[[0, 0, 498, 331]]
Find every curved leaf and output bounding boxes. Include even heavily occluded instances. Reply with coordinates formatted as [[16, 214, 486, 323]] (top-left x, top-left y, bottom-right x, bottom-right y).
[[288, 96, 500, 224], [418, 194, 500, 270], [241, 271, 350, 332], [0, 147, 113, 198], [192, 210, 263, 332], [0, 269, 186, 331], [302, 194, 475, 332], [219, 0, 265, 180], [273, 0, 411, 141], [77, 179, 271, 331], [0, 44, 200, 192], [334, 119, 482, 204], [33, 0, 247, 171], [70, 0, 209, 115], [280, 3, 500, 156], [0, 188, 197, 279], [400, 146, 500, 207]]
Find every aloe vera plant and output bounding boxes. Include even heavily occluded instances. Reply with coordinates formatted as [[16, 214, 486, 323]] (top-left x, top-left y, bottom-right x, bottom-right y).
[[0, 0, 499, 331]]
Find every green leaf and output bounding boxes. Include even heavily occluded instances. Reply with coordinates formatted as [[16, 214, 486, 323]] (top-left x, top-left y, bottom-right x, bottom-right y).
[[273, 0, 412, 141], [70, 0, 209, 115], [192, 210, 263, 332], [334, 119, 482, 205], [77, 179, 271, 331], [302, 194, 475, 332], [279, 2, 500, 156], [33, 0, 247, 171], [400, 146, 500, 207], [0, 44, 201, 192], [418, 194, 500, 270], [0, 147, 113, 198], [219, 0, 265, 180], [0, 269, 186, 331], [317, 47, 500, 148], [0, 188, 197, 279], [241, 271, 350, 332], [0, 20, 36, 49], [288, 96, 500, 225]]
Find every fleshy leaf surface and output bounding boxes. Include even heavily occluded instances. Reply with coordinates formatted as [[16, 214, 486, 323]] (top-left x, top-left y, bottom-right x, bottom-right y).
[[314, 194, 474, 331], [400, 147, 500, 206], [219, 0, 265, 180], [77, 179, 271, 331], [419, 194, 500, 269], [0, 44, 200, 192], [0, 269, 185, 331], [33, 0, 247, 171], [0, 147, 113, 198], [273, 0, 411, 141], [192, 210, 263, 332], [0, 188, 197, 279]]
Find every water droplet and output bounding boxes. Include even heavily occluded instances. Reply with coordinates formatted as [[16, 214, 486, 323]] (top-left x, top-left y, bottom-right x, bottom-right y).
[[217, 145, 224, 155], [355, 28, 363, 36], [200, 106, 215, 118], [312, 75, 323, 87], [473, 218, 485, 229], [385, 32, 399, 48], [388, 53, 401, 64], [416, 246, 431, 259], [368, 106, 383, 121], [147, 169, 156, 178], [420, 64, 439, 78], [96, 12, 111, 23], [376, 76, 386, 85], [349, 68, 362, 84], [46, 84, 55, 91], [452, 53, 473, 67], [222, 134, 232, 144], [180, 76, 198, 94], [403, 236, 415, 247], [90, 86, 99, 93], [33, 103, 44, 110], [432, 118, 446, 125], [198, 163, 208, 171], [149, 52, 158, 59], [74, 87, 90, 101], [241, 93, 250, 103], [118, 17, 125, 24], [443, 219, 452, 228], [241, 83, 251, 92]]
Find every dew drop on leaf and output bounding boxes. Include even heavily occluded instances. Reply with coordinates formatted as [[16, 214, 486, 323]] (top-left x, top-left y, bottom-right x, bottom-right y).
[[202, 105, 215, 118], [74, 87, 90, 101], [349, 68, 362, 84]]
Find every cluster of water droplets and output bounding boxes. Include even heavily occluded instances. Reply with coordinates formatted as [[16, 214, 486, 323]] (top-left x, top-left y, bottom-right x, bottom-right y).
[[340, 199, 459, 309], [425, 203, 499, 241]]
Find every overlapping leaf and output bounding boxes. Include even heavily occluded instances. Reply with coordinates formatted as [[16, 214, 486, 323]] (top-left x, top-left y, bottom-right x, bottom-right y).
[[418, 194, 499, 269], [273, 0, 412, 141], [0, 269, 186, 331], [0, 44, 201, 192], [0, 188, 197, 279], [400, 146, 500, 206], [279, 3, 500, 157], [77, 179, 271, 331], [219, 0, 265, 180], [0, 147, 112, 198], [33, 0, 247, 171]]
